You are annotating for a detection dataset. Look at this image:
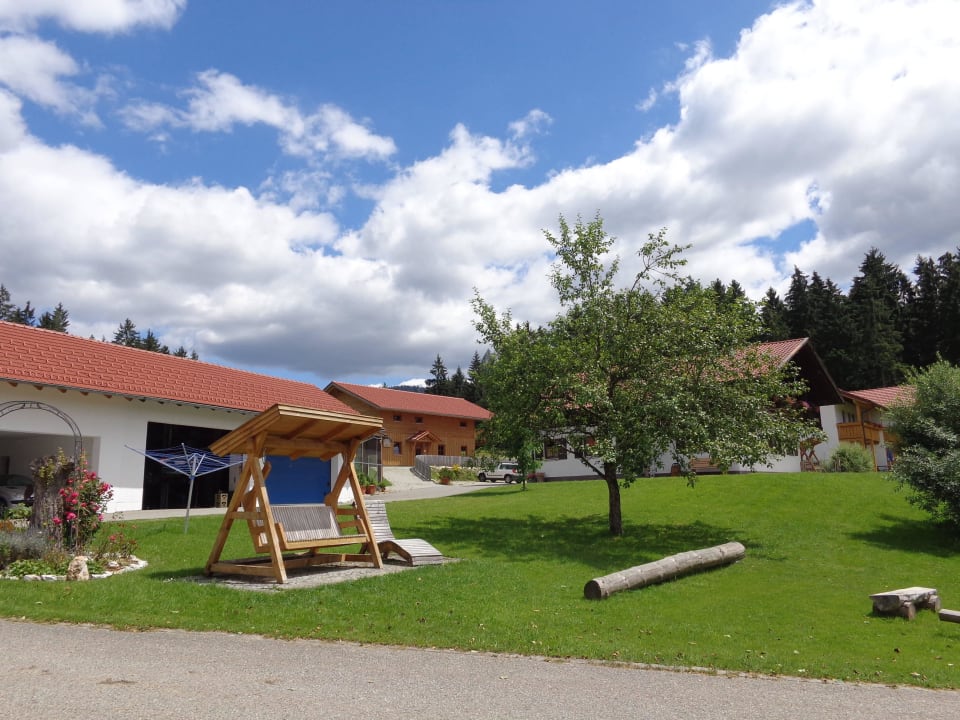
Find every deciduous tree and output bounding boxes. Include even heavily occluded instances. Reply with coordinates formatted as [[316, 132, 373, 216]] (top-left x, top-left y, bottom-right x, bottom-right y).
[[473, 214, 818, 536], [888, 360, 960, 530]]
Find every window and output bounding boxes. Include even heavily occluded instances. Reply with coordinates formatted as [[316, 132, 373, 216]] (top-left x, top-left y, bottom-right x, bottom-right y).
[[543, 439, 568, 460], [415, 416, 423, 424], [460, 446, 468, 454], [393, 414, 402, 422], [393, 443, 401, 455], [459, 421, 467, 428]]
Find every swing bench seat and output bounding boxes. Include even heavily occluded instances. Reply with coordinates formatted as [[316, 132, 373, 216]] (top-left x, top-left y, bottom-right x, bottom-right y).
[[257, 503, 367, 552]]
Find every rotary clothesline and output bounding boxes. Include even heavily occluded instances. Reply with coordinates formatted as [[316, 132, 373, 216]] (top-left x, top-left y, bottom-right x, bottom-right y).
[[127, 444, 244, 532]]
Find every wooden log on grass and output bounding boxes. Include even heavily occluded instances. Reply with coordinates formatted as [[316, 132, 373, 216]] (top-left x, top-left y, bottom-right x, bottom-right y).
[[939, 609, 960, 624], [583, 541, 746, 600]]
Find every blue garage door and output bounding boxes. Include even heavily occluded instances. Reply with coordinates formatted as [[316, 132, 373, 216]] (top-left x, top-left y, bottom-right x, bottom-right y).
[[264, 455, 331, 504]]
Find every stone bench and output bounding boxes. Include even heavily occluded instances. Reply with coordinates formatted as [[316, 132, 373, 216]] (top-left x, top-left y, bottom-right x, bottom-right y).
[[870, 586, 941, 620]]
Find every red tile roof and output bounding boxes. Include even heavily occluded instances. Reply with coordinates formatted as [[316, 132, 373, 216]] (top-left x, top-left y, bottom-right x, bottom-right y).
[[326, 382, 493, 421], [842, 386, 912, 409], [0, 321, 357, 415], [755, 338, 809, 366]]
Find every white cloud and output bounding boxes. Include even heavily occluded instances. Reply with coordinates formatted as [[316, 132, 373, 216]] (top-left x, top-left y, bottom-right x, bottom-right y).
[[0, 34, 102, 123], [0, 0, 185, 33], [509, 109, 552, 139], [0, 90, 26, 150], [123, 70, 397, 164], [3, 0, 960, 386], [635, 88, 657, 113]]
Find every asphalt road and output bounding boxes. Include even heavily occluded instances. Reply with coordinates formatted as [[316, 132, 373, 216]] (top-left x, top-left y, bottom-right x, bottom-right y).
[[4, 619, 960, 719]]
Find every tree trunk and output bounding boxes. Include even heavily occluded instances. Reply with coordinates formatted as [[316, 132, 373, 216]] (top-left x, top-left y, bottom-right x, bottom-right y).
[[28, 454, 74, 540], [584, 541, 746, 599], [604, 461, 623, 536]]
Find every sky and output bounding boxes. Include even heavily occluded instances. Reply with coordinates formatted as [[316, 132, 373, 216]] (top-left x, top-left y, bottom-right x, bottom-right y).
[[1, 0, 959, 389]]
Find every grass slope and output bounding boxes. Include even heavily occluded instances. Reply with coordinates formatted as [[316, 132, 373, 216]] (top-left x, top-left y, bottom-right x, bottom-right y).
[[3, 473, 959, 687]]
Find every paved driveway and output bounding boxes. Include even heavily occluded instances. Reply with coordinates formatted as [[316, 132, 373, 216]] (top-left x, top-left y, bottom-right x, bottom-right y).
[[5, 619, 960, 719]]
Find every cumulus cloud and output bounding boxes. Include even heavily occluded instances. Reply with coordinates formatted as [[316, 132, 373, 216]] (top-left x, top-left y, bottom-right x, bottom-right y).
[[3, 0, 960, 385], [0, 0, 185, 34], [122, 70, 397, 163], [0, 34, 102, 123]]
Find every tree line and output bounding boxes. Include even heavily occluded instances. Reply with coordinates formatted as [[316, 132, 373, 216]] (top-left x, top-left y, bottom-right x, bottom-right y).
[[753, 247, 960, 390], [0, 284, 198, 359], [430, 246, 960, 399], [424, 351, 488, 403]]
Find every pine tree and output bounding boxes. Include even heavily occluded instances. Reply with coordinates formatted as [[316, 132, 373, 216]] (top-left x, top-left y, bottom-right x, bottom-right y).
[[758, 288, 791, 341], [465, 351, 485, 404], [140, 329, 170, 354], [0, 284, 14, 321], [426, 354, 450, 395], [10, 301, 36, 326], [450, 366, 466, 398], [807, 273, 855, 388], [903, 255, 942, 368], [38, 303, 70, 332], [846, 248, 909, 389], [937, 251, 960, 365], [113, 318, 141, 347], [784, 267, 813, 338]]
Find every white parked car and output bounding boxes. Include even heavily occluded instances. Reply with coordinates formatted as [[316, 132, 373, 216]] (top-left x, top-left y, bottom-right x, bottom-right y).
[[0, 473, 32, 509], [477, 462, 520, 483]]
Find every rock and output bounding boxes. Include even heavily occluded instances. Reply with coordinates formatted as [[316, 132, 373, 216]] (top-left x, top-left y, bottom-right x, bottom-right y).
[[66, 555, 90, 581]]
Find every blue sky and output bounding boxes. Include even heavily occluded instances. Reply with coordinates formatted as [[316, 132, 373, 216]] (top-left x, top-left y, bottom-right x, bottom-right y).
[[1, 0, 958, 388]]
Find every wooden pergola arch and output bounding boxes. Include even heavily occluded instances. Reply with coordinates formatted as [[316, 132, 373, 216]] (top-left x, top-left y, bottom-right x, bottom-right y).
[[205, 403, 384, 583]]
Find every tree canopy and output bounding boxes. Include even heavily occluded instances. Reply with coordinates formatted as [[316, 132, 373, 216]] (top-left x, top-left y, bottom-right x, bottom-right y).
[[473, 214, 819, 536], [888, 360, 960, 530]]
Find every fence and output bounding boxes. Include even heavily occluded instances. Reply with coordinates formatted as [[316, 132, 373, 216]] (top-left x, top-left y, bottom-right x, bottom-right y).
[[412, 454, 475, 481]]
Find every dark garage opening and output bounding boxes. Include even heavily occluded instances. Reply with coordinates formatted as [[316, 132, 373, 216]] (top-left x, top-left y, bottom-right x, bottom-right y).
[[141, 422, 232, 510]]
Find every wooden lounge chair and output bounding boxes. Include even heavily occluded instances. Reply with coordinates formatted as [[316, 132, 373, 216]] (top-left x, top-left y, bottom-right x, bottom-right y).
[[364, 500, 444, 566]]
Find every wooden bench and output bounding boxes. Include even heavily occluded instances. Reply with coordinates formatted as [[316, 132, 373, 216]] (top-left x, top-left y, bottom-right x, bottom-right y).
[[870, 586, 941, 620], [689, 457, 722, 474]]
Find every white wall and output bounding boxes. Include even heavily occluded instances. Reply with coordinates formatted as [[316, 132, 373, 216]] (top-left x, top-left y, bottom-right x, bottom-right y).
[[0, 383, 253, 512]]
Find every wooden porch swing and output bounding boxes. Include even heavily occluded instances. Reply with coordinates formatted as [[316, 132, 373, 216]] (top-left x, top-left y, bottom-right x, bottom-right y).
[[204, 403, 384, 584]]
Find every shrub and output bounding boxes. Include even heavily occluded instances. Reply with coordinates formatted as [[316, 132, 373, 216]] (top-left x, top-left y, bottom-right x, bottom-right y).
[[0, 529, 49, 569], [91, 523, 139, 560], [57, 458, 112, 553], [888, 360, 960, 529], [827, 442, 875, 472], [2, 504, 31, 521], [29, 450, 112, 553]]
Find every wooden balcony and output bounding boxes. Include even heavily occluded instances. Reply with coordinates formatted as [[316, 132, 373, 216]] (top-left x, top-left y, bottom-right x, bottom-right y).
[[837, 421, 884, 445]]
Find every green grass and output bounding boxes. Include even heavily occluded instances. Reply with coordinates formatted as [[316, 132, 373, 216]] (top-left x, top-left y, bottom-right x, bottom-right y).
[[3, 473, 960, 687]]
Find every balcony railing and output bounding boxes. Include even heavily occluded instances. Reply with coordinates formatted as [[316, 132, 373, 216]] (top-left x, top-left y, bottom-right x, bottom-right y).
[[837, 421, 884, 445]]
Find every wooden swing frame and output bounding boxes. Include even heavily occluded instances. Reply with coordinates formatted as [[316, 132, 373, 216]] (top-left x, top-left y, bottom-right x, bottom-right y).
[[204, 404, 384, 584]]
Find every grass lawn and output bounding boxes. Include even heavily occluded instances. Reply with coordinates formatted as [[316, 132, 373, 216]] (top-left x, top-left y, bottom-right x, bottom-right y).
[[3, 472, 960, 687]]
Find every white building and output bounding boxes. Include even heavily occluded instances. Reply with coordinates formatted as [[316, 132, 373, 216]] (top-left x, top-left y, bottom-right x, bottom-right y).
[[0, 321, 361, 512]]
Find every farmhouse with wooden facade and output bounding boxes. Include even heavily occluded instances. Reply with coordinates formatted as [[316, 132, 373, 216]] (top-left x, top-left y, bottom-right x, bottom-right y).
[[324, 382, 492, 467]]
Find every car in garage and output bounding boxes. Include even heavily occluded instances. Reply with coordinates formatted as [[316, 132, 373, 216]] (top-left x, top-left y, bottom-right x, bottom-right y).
[[0, 473, 33, 509]]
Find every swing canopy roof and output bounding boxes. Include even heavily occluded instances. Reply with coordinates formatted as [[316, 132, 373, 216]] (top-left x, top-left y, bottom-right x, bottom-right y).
[[210, 403, 382, 460]]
